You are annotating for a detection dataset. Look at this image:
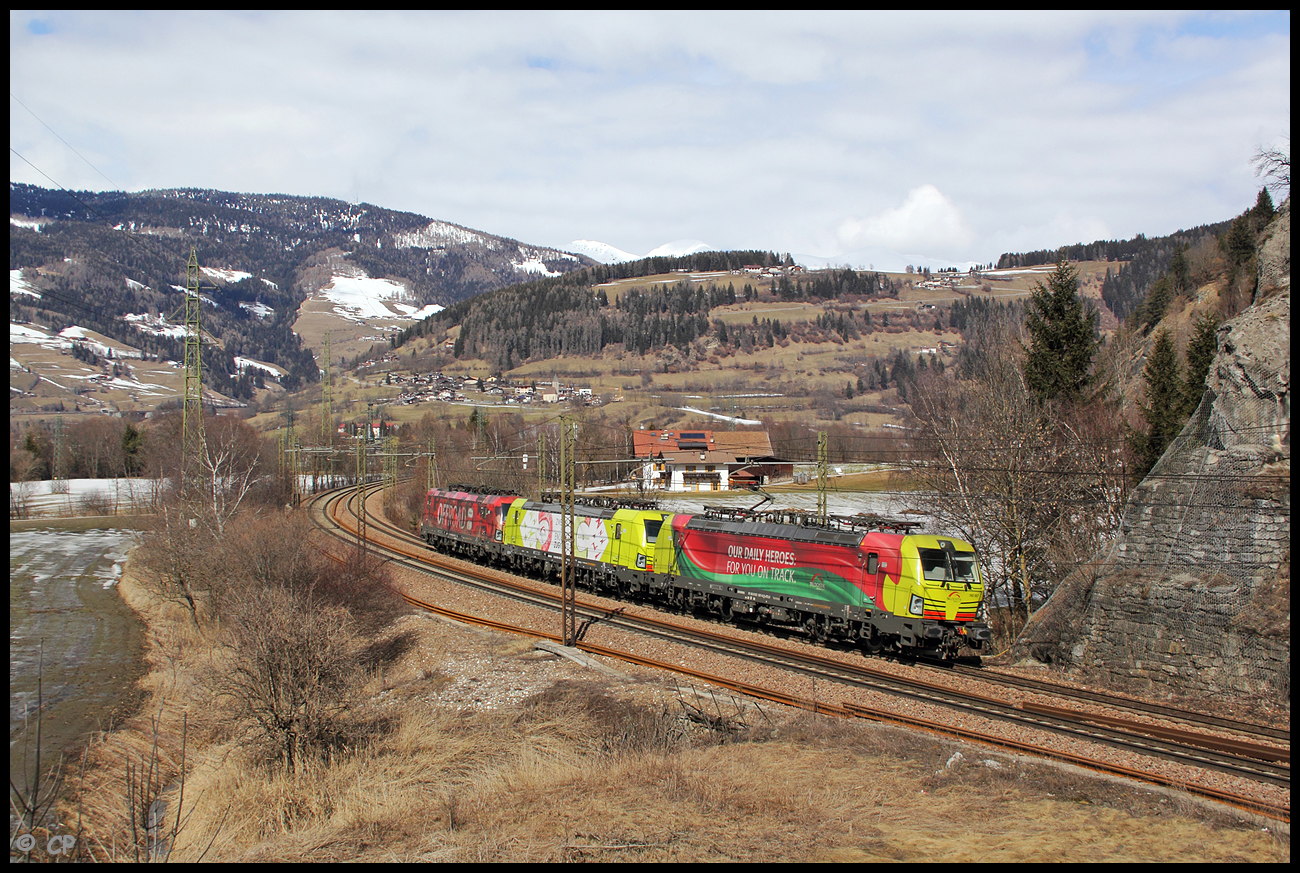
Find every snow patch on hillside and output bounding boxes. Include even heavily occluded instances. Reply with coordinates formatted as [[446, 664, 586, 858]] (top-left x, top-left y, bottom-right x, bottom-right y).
[[201, 267, 253, 283], [11, 269, 41, 298], [239, 301, 275, 319], [512, 246, 567, 277], [391, 302, 445, 320], [320, 275, 413, 320], [11, 323, 142, 359], [124, 312, 187, 339], [306, 273, 441, 325], [393, 220, 496, 250], [234, 355, 287, 377], [11, 324, 54, 343], [676, 406, 761, 426]]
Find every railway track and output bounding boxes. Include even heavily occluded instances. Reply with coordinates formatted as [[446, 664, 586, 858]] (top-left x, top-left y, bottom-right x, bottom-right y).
[[306, 482, 1290, 822], [946, 664, 1290, 746]]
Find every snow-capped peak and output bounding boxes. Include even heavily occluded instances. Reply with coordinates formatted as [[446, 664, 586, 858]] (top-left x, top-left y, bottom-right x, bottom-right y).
[[566, 238, 717, 264], [645, 239, 714, 258], [566, 240, 643, 264]]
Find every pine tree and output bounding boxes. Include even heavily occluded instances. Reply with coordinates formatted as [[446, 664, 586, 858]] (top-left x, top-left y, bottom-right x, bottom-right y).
[[122, 423, 145, 475], [1168, 245, 1190, 295], [1136, 275, 1173, 334], [1130, 329, 1185, 479], [1223, 214, 1256, 271], [1180, 312, 1219, 418], [1022, 260, 1098, 405], [1250, 187, 1276, 232]]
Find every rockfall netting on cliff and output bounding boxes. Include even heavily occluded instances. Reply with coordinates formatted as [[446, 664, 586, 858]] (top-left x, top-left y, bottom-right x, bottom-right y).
[[1013, 245, 1289, 707]]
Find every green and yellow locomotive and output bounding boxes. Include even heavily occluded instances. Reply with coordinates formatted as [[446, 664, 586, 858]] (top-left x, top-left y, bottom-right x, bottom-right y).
[[421, 488, 990, 659]]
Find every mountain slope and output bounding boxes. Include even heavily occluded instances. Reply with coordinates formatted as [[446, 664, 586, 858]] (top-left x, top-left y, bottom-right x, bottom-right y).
[[9, 184, 596, 394]]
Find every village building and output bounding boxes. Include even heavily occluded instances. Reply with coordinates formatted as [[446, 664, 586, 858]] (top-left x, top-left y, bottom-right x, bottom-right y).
[[631, 428, 791, 492]]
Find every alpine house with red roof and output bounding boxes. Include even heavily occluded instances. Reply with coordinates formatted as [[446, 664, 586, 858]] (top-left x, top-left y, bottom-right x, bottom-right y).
[[630, 428, 791, 492]]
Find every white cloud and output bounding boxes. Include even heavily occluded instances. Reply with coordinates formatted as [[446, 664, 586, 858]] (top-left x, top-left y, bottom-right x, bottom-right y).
[[8, 11, 1290, 265], [837, 186, 973, 257]]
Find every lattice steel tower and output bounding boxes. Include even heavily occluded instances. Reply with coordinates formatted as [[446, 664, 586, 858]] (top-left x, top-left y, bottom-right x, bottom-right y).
[[816, 431, 828, 524], [321, 330, 332, 442], [559, 418, 577, 646], [181, 247, 205, 493]]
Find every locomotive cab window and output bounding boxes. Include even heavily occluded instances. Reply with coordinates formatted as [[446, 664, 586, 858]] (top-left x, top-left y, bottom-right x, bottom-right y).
[[918, 548, 977, 584], [644, 517, 663, 544], [614, 523, 622, 540], [866, 553, 878, 576]]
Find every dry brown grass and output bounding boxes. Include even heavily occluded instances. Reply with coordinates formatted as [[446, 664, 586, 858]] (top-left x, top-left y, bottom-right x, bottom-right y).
[[65, 568, 1290, 864]]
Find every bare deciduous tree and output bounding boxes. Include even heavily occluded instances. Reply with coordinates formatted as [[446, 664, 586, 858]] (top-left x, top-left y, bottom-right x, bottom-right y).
[[216, 585, 362, 774], [908, 356, 1052, 638], [222, 510, 319, 597], [68, 417, 124, 479], [1252, 137, 1290, 196], [194, 416, 267, 539], [906, 329, 1128, 649], [135, 502, 217, 629]]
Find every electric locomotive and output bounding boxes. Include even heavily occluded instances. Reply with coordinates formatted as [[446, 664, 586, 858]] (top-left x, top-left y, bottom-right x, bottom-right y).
[[419, 488, 991, 659], [652, 508, 990, 657]]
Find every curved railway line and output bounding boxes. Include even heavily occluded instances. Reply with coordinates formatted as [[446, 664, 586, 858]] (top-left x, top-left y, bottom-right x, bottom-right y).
[[306, 482, 1289, 823]]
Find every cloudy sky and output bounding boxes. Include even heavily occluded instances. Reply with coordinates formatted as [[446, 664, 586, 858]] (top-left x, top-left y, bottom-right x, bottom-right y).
[[9, 10, 1291, 268]]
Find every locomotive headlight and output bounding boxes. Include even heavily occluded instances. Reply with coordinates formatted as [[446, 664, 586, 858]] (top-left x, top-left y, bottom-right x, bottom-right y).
[[909, 594, 924, 616]]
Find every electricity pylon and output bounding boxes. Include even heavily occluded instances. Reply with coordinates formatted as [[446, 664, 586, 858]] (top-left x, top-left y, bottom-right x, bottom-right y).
[[180, 248, 205, 496], [816, 431, 828, 524], [559, 418, 577, 646], [321, 330, 332, 442]]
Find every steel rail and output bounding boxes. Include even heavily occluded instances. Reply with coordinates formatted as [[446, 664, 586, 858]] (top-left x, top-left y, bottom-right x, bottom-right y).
[[306, 484, 1291, 813], [341, 485, 1290, 780], [360, 485, 1288, 752], [949, 664, 1290, 744]]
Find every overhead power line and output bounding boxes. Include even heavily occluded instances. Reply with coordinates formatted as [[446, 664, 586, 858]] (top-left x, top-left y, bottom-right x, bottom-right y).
[[11, 91, 119, 189]]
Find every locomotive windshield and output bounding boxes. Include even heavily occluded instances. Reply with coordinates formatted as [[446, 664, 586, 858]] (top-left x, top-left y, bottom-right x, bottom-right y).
[[644, 517, 663, 544], [918, 548, 978, 585]]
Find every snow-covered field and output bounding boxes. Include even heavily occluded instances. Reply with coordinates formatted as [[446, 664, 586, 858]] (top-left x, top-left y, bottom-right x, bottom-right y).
[[512, 252, 563, 277], [10, 322, 143, 359], [123, 311, 188, 339], [239, 301, 275, 319], [675, 406, 762, 425], [308, 273, 445, 324], [11, 478, 164, 517], [394, 219, 491, 250], [11, 268, 41, 298], [234, 355, 288, 377], [201, 266, 253, 283]]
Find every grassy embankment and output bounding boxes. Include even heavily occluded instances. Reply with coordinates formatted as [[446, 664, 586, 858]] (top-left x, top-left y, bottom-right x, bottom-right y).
[[60, 525, 1289, 862]]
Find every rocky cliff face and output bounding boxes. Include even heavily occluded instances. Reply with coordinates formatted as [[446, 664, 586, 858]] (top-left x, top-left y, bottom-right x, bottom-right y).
[[1011, 201, 1290, 711]]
